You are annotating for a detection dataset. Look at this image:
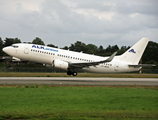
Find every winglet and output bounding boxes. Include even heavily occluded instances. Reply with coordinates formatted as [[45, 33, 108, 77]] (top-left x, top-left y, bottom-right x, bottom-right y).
[[103, 52, 117, 62]]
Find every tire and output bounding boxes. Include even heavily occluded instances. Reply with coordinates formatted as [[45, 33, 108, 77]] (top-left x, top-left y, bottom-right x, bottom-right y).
[[67, 71, 72, 75], [72, 71, 77, 76]]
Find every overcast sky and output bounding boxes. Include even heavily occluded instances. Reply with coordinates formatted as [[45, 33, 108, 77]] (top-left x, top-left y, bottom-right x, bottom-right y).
[[0, 0, 158, 48]]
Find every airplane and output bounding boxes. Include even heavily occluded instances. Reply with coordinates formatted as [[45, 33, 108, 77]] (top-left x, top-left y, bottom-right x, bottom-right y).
[[2, 37, 155, 76]]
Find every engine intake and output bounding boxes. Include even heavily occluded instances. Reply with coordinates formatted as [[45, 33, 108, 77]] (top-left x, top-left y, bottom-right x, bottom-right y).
[[53, 59, 69, 70]]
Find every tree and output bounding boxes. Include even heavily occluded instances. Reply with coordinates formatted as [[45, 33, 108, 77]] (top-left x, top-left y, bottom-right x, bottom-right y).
[[47, 44, 58, 48], [105, 45, 112, 53], [32, 37, 45, 45], [111, 45, 119, 53], [97, 45, 106, 56], [98, 45, 104, 52], [0, 37, 3, 56], [61, 46, 69, 50], [13, 38, 21, 44], [69, 41, 88, 53], [117, 46, 130, 55], [3, 38, 21, 47], [86, 44, 98, 54], [142, 41, 158, 64], [105, 45, 119, 53], [4, 38, 14, 47]]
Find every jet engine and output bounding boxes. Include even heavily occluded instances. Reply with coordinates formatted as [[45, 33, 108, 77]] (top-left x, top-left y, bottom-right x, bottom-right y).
[[53, 59, 69, 70], [43, 64, 52, 67]]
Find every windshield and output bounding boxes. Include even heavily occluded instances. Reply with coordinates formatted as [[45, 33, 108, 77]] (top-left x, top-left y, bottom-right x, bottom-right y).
[[11, 45, 19, 48]]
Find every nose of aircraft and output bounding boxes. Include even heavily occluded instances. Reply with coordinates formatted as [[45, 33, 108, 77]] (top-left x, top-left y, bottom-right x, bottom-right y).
[[2, 47, 9, 54]]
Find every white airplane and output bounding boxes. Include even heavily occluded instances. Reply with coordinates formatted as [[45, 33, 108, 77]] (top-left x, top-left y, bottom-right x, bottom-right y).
[[3, 37, 155, 76]]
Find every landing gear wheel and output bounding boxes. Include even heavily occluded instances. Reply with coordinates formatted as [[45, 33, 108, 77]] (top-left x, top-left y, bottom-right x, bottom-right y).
[[72, 71, 77, 76], [67, 71, 72, 75]]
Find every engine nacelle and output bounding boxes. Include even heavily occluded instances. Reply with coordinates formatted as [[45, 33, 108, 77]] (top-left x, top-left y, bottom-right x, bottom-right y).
[[12, 57, 21, 62], [53, 59, 69, 70], [43, 64, 52, 67]]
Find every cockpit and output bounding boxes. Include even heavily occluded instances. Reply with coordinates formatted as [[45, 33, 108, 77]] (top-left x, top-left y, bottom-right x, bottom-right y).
[[11, 45, 19, 48]]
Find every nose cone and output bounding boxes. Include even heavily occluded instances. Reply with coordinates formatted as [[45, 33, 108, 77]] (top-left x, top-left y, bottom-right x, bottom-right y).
[[2, 47, 10, 54]]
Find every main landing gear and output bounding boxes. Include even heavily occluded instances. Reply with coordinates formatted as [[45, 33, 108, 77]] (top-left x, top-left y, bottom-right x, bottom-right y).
[[67, 71, 77, 76]]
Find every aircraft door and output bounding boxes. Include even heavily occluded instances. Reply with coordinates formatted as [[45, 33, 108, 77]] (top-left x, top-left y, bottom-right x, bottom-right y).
[[114, 62, 119, 71], [24, 45, 29, 54]]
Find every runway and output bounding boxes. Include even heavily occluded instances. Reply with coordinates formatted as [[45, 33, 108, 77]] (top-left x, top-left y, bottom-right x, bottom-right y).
[[0, 77, 158, 86]]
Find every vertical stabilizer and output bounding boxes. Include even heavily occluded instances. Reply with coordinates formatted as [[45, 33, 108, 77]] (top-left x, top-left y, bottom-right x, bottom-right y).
[[119, 38, 149, 64]]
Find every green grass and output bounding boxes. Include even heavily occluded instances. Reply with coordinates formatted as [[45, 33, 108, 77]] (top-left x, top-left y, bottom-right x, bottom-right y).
[[0, 86, 158, 119], [0, 72, 158, 78]]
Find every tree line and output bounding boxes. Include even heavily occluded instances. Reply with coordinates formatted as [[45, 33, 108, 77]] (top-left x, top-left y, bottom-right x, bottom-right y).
[[0, 37, 158, 67]]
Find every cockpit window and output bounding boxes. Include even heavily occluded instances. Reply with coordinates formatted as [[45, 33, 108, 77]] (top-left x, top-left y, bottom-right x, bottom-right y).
[[11, 45, 19, 48]]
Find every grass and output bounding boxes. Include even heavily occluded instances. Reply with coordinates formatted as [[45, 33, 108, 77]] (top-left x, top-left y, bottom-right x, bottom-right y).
[[0, 86, 158, 119], [0, 72, 158, 78]]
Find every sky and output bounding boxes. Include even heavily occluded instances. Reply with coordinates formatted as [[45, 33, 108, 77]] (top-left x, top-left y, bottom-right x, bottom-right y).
[[0, 0, 158, 48]]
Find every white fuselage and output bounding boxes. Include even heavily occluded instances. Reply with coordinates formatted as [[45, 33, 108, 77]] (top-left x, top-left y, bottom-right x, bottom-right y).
[[3, 43, 140, 73]]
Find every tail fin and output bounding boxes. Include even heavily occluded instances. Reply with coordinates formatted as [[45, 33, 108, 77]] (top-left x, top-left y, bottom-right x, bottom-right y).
[[119, 37, 149, 64]]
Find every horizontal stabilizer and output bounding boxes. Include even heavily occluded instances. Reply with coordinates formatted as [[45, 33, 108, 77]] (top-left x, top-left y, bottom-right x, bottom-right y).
[[129, 64, 156, 67]]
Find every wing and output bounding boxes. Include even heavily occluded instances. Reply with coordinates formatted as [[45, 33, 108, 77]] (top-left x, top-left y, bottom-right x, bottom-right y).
[[69, 52, 117, 68]]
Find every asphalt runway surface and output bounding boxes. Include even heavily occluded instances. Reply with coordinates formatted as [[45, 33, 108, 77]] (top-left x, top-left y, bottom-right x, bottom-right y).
[[0, 77, 158, 86]]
